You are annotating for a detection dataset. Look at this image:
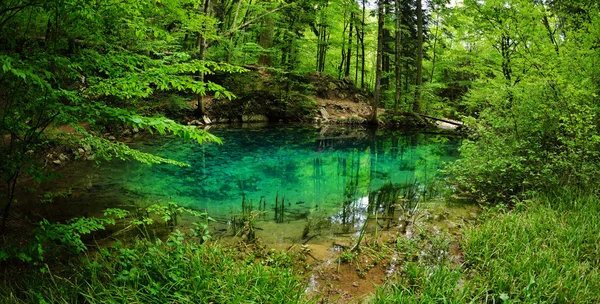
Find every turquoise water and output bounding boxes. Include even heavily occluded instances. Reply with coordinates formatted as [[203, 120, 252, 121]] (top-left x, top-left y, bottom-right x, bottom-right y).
[[90, 125, 460, 226]]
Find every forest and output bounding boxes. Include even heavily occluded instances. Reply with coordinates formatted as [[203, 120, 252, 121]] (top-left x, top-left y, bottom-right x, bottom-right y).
[[1, 0, 600, 302]]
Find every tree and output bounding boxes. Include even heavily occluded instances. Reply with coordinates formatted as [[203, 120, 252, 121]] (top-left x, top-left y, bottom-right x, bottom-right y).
[[371, 0, 385, 124], [0, 0, 243, 233], [413, 0, 423, 113], [394, 0, 403, 114]]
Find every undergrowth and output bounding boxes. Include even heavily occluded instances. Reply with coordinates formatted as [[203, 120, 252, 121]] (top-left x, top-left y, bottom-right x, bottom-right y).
[[374, 188, 600, 303]]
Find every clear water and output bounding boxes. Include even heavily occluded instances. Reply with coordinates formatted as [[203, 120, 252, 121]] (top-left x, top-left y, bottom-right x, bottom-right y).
[[89, 125, 459, 219], [55, 124, 466, 242]]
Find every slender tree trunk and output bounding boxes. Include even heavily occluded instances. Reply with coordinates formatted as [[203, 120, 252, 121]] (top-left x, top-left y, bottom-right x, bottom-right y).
[[382, 1, 391, 90], [430, 8, 440, 83], [345, 12, 353, 78], [413, 0, 423, 113], [371, 0, 384, 124], [258, 15, 275, 66], [355, 24, 359, 84], [226, 0, 244, 62], [361, 0, 366, 88], [338, 13, 348, 78], [196, 0, 211, 117], [394, 0, 402, 115], [316, 5, 329, 73], [1, 172, 19, 235]]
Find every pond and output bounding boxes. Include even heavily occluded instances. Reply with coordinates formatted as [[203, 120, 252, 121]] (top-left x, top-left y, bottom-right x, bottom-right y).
[[52, 124, 476, 246]]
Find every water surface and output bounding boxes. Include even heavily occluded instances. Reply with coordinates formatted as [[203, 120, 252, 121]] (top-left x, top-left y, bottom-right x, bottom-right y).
[[57, 124, 469, 242]]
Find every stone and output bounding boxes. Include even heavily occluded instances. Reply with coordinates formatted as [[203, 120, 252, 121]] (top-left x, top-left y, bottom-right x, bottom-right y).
[[241, 114, 269, 122], [87, 154, 96, 161], [53, 160, 61, 165], [121, 129, 132, 137], [77, 148, 85, 154], [132, 127, 139, 133], [58, 153, 68, 161], [82, 144, 91, 152], [319, 108, 329, 119], [352, 282, 359, 287], [202, 115, 212, 124], [108, 136, 116, 141]]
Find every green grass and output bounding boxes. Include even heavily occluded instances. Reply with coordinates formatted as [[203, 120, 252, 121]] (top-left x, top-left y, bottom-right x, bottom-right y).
[[375, 189, 600, 303], [1, 231, 309, 303]]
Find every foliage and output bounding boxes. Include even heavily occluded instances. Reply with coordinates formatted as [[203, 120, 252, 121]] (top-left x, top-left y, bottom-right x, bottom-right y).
[[444, 0, 600, 203], [0, 0, 246, 232]]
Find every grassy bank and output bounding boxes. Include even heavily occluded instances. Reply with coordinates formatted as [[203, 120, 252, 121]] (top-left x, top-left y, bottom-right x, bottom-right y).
[[1, 232, 308, 303], [376, 189, 600, 303]]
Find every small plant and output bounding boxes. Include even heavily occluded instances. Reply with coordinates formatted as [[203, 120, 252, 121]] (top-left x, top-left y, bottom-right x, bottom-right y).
[[338, 249, 357, 263]]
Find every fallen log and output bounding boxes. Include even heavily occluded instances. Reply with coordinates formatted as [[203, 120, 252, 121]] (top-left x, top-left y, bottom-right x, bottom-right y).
[[417, 114, 463, 126]]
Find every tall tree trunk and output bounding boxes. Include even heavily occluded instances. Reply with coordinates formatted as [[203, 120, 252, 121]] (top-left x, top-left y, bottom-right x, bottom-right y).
[[394, 0, 402, 115], [196, 0, 211, 117], [338, 13, 348, 78], [413, 0, 423, 113], [430, 7, 440, 84], [0, 171, 19, 235], [360, 0, 366, 88], [355, 24, 360, 84], [371, 0, 384, 124], [258, 15, 275, 66], [226, 0, 244, 63], [382, 1, 391, 90], [345, 12, 353, 78]]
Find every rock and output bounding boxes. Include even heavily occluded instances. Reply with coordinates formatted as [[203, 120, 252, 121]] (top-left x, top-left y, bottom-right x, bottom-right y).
[[121, 129, 132, 137], [352, 282, 359, 287], [319, 108, 330, 119], [241, 114, 269, 122], [132, 127, 139, 133], [58, 153, 68, 161], [77, 148, 85, 154], [108, 136, 116, 141], [202, 115, 212, 124], [82, 144, 91, 152], [53, 159, 61, 165], [87, 154, 96, 161]]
